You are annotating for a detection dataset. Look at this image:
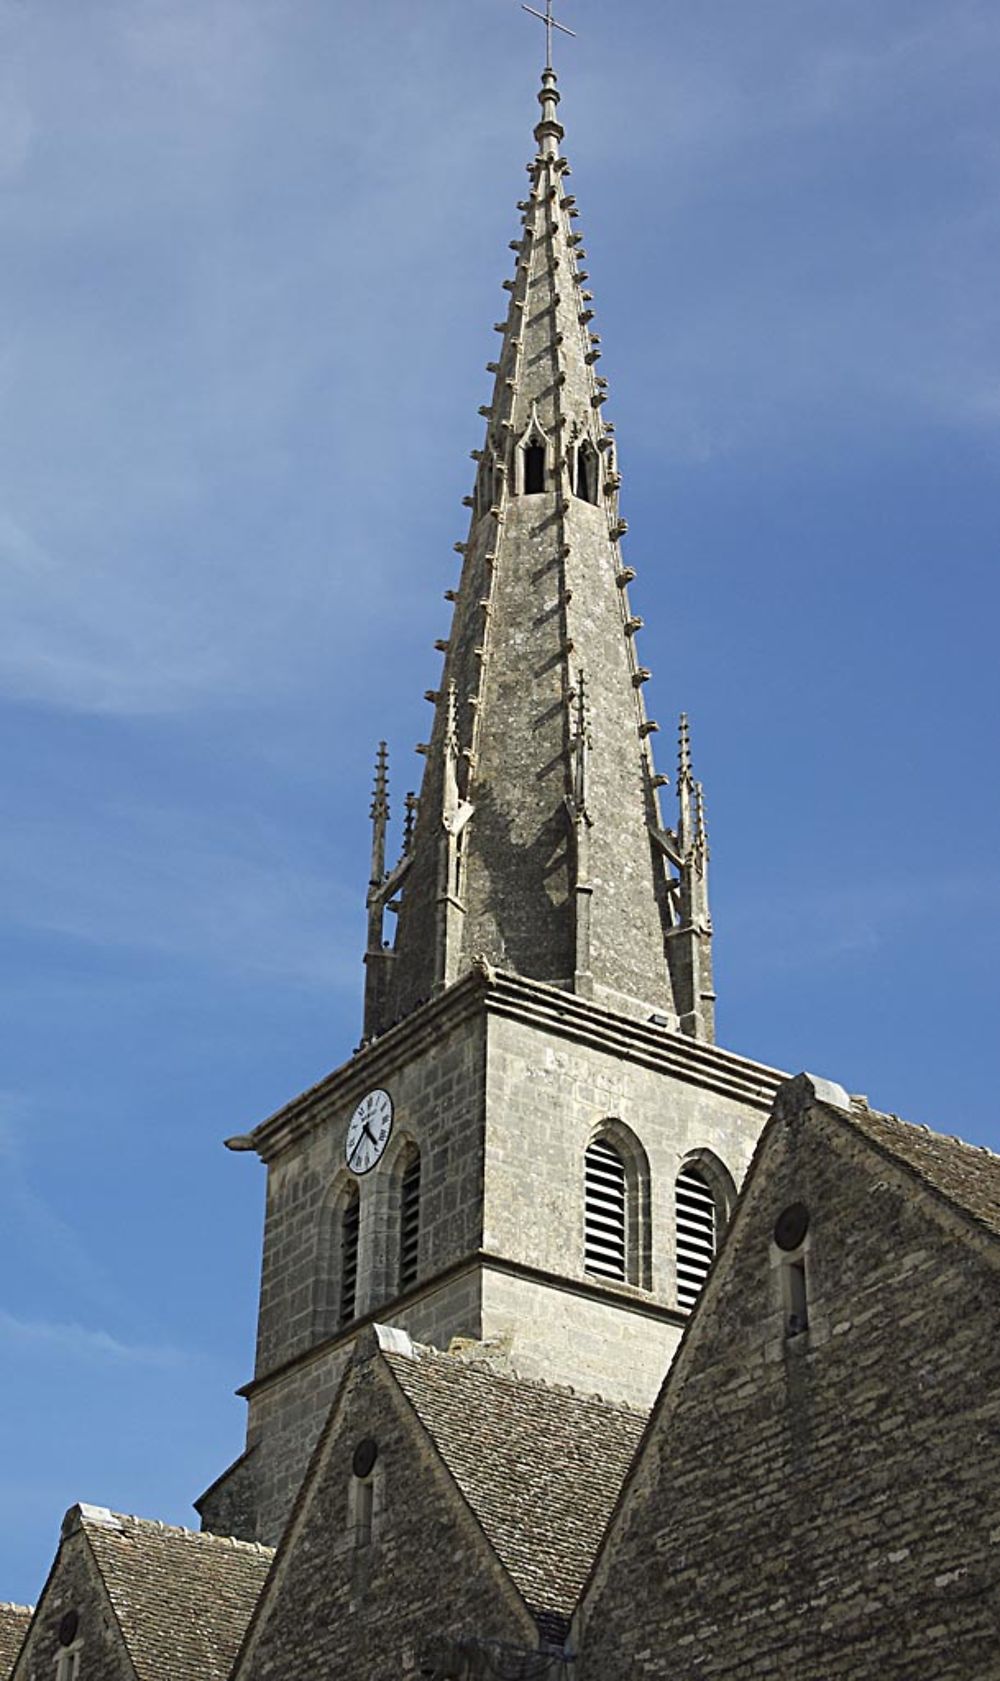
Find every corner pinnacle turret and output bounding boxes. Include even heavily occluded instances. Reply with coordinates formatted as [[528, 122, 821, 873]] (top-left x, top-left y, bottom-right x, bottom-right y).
[[361, 68, 715, 1043]]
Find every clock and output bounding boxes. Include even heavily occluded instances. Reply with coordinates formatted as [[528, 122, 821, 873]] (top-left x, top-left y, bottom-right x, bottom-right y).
[[345, 1088, 394, 1176]]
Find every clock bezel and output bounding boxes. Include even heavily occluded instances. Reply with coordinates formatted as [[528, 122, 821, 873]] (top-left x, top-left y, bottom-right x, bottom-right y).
[[344, 1087, 394, 1177]]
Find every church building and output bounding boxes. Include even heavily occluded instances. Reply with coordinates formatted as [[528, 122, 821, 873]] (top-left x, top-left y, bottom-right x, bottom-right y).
[[5, 42, 999, 1681]]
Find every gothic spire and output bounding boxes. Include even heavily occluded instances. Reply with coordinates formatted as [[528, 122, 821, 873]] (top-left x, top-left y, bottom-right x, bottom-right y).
[[363, 68, 712, 1040]]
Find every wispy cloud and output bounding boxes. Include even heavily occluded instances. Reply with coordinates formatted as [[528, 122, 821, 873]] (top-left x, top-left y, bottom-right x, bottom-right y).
[[0, 795, 357, 985], [729, 870, 1000, 976], [0, 1310, 188, 1369]]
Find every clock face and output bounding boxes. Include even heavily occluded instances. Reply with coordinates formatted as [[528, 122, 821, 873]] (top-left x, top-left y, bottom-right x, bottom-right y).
[[345, 1088, 394, 1176]]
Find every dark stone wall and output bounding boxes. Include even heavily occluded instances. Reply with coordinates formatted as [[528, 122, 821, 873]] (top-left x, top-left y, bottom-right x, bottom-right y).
[[253, 1012, 487, 1381], [578, 1106, 1000, 1680], [196, 1450, 258, 1544], [237, 1355, 535, 1681], [244, 1008, 488, 1544], [12, 1529, 128, 1681]]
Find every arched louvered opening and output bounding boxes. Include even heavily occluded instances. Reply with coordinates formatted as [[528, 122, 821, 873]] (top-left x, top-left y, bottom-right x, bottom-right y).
[[399, 1148, 421, 1292], [339, 1184, 361, 1328], [575, 440, 599, 503], [523, 442, 546, 494], [675, 1164, 717, 1311], [584, 1138, 627, 1281]]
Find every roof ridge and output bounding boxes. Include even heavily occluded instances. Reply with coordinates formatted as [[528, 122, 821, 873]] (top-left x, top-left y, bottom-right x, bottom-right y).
[[0, 1603, 33, 1614], [86, 1510, 274, 1555], [391, 1339, 648, 1416], [849, 1099, 1000, 1161]]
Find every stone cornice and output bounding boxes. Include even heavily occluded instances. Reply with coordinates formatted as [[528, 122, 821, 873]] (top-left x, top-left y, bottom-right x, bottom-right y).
[[244, 968, 490, 1161], [483, 969, 785, 1109], [240, 1246, 689, 1400], [243, 968, 784, 1164]]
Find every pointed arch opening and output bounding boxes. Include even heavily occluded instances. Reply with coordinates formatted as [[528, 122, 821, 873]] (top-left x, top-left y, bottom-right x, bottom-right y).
[[338, 1182, 361, 1328], [398, 1144, 421, 1293], [516, 408, 552, 496], [313, 1176, 362, 1341], [575, 439, 600, 504], [584, 1122, 651, 1289], [674, 1149, 736, 1313], [523, 442, 546, 495]]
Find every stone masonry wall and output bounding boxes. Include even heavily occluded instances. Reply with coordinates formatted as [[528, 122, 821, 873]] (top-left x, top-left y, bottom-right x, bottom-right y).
[[239, 995, 773, 1540], [578, 1108, 1000, 1680], [253, 1012, 487, 1379], [483, 1012, 764, 1307], [480, 1266, 679, 1408], [243, 1012, 488, 1544], [244, 1265, 485, 1547], [237, 1354, 536, 1681], [12, 1530, 126, 1681]]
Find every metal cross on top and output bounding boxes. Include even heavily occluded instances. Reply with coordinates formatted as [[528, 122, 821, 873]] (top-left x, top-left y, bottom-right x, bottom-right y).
[[521, 0, 577, 70]]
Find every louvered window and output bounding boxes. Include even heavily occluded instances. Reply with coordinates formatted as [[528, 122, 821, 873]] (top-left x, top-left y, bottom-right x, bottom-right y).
[[584, 1139, 627, 1281], [675, 1165, 716, 1311], [339, 1187, 360, 1328], [399, 1151, 421, 1291]]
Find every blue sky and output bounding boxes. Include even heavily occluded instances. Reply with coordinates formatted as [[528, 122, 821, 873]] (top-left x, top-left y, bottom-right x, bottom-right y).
[[2, 0, 998, 1602]]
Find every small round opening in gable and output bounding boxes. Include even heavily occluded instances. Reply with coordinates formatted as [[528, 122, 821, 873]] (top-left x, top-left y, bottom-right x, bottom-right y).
[[58, 1612, 80, 1648], [773, 1202, 809, 1252], [352, 1437, 378, 1479]]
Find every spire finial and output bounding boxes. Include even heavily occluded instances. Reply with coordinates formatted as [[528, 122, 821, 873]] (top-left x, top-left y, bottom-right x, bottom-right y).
[[678, 713, 694, 788], [403, 791, 418, 857], [695, 780, 710, 862], [521, 0, 576, 72], [370, 740, 389, 822], [445, 680, 459, 754], [369, 741, 390, 889]]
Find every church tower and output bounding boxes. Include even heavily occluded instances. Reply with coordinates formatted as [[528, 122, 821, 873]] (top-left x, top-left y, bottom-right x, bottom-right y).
[[199, 61, 784, 1552]]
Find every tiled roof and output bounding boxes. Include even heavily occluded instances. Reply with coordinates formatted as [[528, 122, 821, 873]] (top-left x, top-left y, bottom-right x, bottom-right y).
[[79, 1509, 273, 1681], [846, 1103, 1000, 1240], [385, 1346, 646, 1626], [0, 1605, 32, 1679]]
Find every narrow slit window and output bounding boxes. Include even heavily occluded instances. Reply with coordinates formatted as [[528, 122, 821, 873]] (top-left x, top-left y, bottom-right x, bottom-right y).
[[774, 1202, 810, 1337], [575, 442, 599, 503], [675, 1165, 716, 1311], [355, 1477, 373, 1545], [523, 442, 546, 494], [339, 1186, 360, 1328], [784, 1257, 809, 1336], [399, 1150, 421, 1291], [585, 1139, 627, 1281]]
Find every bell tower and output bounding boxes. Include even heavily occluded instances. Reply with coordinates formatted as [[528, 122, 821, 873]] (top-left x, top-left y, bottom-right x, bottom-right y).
[[198, 63, 784, 1552]]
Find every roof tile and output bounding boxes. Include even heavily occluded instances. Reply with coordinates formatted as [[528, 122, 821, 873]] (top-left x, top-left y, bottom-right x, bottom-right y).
[[385, 1346, 645, 1624], [846, 1103, 1000, 1239], [0, 1605, 32, 1680], [80, 1513, 272, 1681]]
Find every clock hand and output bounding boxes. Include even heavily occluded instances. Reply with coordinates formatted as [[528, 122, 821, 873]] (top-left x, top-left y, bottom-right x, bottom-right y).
[[362, 1121, 379, 1146]]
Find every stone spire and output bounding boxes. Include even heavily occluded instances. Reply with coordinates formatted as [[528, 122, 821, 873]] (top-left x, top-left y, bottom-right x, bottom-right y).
[[363, 69, 715, 1040]]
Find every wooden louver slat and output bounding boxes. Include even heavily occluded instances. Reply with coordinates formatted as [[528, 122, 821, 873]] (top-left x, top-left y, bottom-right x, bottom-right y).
[[675, 1166, 716, 1311], [585, 1139, 627, 1281], [399, 1152, 421, 1291], [339, 1190, 360, 1327]]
